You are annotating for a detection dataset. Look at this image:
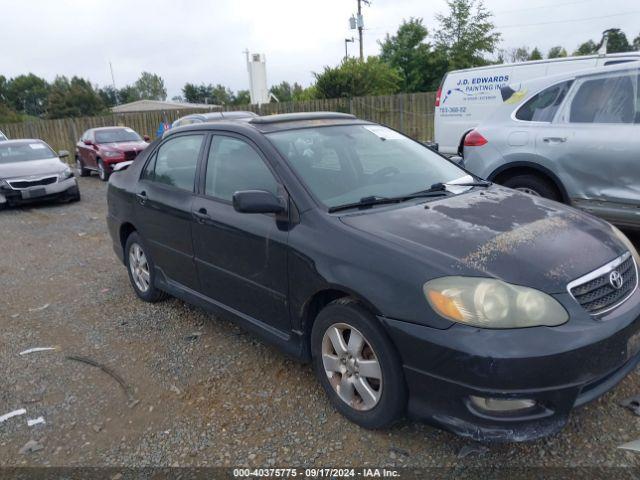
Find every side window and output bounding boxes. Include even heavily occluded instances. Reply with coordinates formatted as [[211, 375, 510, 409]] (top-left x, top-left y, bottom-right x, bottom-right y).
[[568, 72, 638, 124], [515, 81, 573, 122], [205, 136, 278, 201], [144, 134, 203, 191]]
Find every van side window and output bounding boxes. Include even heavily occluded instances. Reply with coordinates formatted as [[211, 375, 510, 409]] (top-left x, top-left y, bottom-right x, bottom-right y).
[[515, 81, 573, 122], [569, 71, 638, 124]]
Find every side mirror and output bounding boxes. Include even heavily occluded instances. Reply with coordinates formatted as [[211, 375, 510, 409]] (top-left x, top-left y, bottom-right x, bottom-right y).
[[232, 190, 284, 214], [83, 139, 93, 146], [143, 135, 150, 142], [58, 150, 69, 158]]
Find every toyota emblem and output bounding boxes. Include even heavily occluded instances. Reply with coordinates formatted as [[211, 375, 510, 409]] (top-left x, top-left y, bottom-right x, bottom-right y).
[[610, 270, 624, 290]]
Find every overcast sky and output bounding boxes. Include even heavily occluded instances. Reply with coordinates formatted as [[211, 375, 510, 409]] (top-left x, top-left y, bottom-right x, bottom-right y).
[[1, 0, 639, 99]]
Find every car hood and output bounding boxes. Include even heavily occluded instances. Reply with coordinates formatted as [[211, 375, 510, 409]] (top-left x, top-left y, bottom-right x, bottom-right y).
[[340, 186, 626, 293], [99, 141, 148, 152], [0, 158, 66, 179]]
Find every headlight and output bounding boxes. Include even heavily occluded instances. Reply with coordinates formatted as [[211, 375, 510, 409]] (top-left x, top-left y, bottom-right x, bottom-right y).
[[58, 167, 73, 180], [423, 276, 568, 328], [103, 151, 122, 158], [610, 224, 640, 266], [0, 178, 8, 188]]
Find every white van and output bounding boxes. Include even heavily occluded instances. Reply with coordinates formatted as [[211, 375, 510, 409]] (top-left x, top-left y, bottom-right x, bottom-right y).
[[434, 52, 640, 155]]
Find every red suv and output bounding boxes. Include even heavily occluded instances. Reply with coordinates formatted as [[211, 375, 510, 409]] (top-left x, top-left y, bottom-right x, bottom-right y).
[[76, 127, 149, 181]]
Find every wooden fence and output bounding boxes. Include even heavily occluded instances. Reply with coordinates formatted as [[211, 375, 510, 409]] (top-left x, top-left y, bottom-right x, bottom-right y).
[[0, 92, 436, 157]]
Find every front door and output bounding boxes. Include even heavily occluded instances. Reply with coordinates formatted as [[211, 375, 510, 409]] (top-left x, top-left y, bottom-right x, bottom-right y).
[[134, 133, 205, 290], [191, 134, 290, 332], [540, 67, 640, 223]]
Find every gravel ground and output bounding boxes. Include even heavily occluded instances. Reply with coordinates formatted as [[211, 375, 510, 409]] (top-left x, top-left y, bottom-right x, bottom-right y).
[[2, 175, 640, 468]]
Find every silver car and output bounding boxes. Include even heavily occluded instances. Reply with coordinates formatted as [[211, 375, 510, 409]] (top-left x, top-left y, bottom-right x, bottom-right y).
[[0, 130, 7, 141], [0, 139, 80, 208], [462, 62, 640, 228], [171, 110, 258, 129]]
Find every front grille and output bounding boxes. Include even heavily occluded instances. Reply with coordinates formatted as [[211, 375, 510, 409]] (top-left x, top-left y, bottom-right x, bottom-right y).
[[124, 150, 139, 161], [569, 252, 637, 315], [8, 176, 57, 189]]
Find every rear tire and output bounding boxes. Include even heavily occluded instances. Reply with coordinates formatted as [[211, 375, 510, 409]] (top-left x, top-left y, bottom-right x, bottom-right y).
[[311, 298, 406, 429], [124, 231, 168, 303], [502, 174, 561, 201], [97, 159, 110, 182], [76, 157, 90, 177]]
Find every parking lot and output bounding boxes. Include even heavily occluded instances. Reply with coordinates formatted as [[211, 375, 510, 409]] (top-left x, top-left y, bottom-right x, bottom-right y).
[[2, 175, 640, 468]]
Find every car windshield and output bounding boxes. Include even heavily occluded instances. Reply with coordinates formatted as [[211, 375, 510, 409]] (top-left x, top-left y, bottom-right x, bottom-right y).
[[267, 124, 469, 208], [95, 128, 142, 143], [0, 142, 57, 164]]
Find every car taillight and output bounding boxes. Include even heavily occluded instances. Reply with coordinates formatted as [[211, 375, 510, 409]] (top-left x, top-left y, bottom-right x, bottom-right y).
[[435, 86, 442, 107], [463, 130, 488, 147]]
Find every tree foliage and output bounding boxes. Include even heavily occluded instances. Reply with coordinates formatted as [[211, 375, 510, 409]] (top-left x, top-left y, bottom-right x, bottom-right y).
[[434, 0, 501, 70], [47, 76, 104, 119], [529, 47, 543, 60], [5, 74, 49, 117], [269, 81, 303, 102], [605, 29, 632, 53], [547, 46, 568, 58], [378, 18, 436, 92], [134, 72, 167, 101], [314, 57, 402, 99]]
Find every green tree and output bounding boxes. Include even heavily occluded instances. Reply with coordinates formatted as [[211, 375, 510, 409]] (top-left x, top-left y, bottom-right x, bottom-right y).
[[134, 72, 167, 101], [269, 81, 304, 102], [379, 17, 435, 92], [118, 85, 141, 104], [47, 76, 105, 119], [434, 0, 501, 70], [547, 46, 568, 58], [210, 84, 234, 105], [0, 103, 22, 123], [6, 74, 49, 117], [605, 28, 631, 53], [634, 33, 640, 51], [574, 40, 597, 56], [292, 85, 318, 101], [98, 86, 118, 108], [528, 47, 543, 60], [233, 90, 251, 105], [314, 57, 402, 99]]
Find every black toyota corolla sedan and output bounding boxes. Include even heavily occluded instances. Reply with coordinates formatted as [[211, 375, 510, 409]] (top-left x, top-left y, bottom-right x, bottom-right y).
[[107, 112, 640, 441]]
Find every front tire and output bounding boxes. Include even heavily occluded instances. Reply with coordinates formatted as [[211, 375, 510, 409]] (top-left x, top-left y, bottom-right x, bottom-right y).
[[311, 298, 407, 429], [124, 232, 167, 303], [502, 174, 561, 201], [97, 159, 110, 182]]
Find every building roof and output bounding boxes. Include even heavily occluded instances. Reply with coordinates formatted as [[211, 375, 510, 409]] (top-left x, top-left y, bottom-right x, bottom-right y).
[[111, 99, 220, 113]]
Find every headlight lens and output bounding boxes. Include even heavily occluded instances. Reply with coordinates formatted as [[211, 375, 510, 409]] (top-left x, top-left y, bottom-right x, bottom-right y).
[[424, 276, 568, 328], [610, 224, 640, 266], [58, 167, 73, 180], [104, 151, 122, 158]]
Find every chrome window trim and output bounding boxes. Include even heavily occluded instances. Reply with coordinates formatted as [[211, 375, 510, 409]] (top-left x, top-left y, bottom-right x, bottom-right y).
[[566, 251, 638, 316]]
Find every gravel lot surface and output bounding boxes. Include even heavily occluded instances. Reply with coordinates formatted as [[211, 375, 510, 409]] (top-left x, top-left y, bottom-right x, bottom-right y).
[[2, 175, 640, 468]]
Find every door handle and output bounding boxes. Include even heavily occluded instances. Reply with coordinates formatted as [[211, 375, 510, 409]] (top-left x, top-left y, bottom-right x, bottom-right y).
[[543, 136, 567, 143], [136, 191, 147, 204], [193, 207, 210, 223]]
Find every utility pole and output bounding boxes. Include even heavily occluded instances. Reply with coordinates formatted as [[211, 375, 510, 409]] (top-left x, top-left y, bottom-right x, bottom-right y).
[[109, 61, 118, 105], [357, 0, 363, 61]]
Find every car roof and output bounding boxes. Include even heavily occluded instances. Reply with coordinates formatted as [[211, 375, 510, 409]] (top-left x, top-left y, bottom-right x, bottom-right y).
[[166, 112, 371, 136], [89, 126, 135, 132]]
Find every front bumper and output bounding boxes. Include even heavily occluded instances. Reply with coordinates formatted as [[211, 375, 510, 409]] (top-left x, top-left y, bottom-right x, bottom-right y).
[[0, 177, 79, 205], [381, 289, 640, 441]]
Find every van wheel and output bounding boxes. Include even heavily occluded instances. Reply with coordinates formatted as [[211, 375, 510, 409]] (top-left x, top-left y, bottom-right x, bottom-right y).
[[502, 174, 561, 201], [311, 298, 406, 429]]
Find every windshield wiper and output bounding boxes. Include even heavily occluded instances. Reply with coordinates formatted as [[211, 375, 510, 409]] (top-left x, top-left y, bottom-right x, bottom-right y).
[[328, 190, 450, 213]]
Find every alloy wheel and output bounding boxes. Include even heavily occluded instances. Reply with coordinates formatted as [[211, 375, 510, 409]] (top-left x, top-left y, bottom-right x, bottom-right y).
[[98, 161, 106, 180], [129, 243, 150, 292], [321, 322, 382, 411]]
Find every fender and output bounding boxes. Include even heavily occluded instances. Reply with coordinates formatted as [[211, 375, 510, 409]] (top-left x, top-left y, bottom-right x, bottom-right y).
[[488, 161, 570, 204]]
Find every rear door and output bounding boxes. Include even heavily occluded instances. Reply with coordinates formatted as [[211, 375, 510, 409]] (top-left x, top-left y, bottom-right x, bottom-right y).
[[548, 67, 640, 222], [191, 133, 290, 332], [134, 132, 205, 290], [79, 130, 96, 168]]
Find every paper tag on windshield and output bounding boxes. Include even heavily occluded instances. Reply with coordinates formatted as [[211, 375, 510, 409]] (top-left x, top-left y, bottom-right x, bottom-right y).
[[363, 125, 404, 140], [29, 143, 46, 149]]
